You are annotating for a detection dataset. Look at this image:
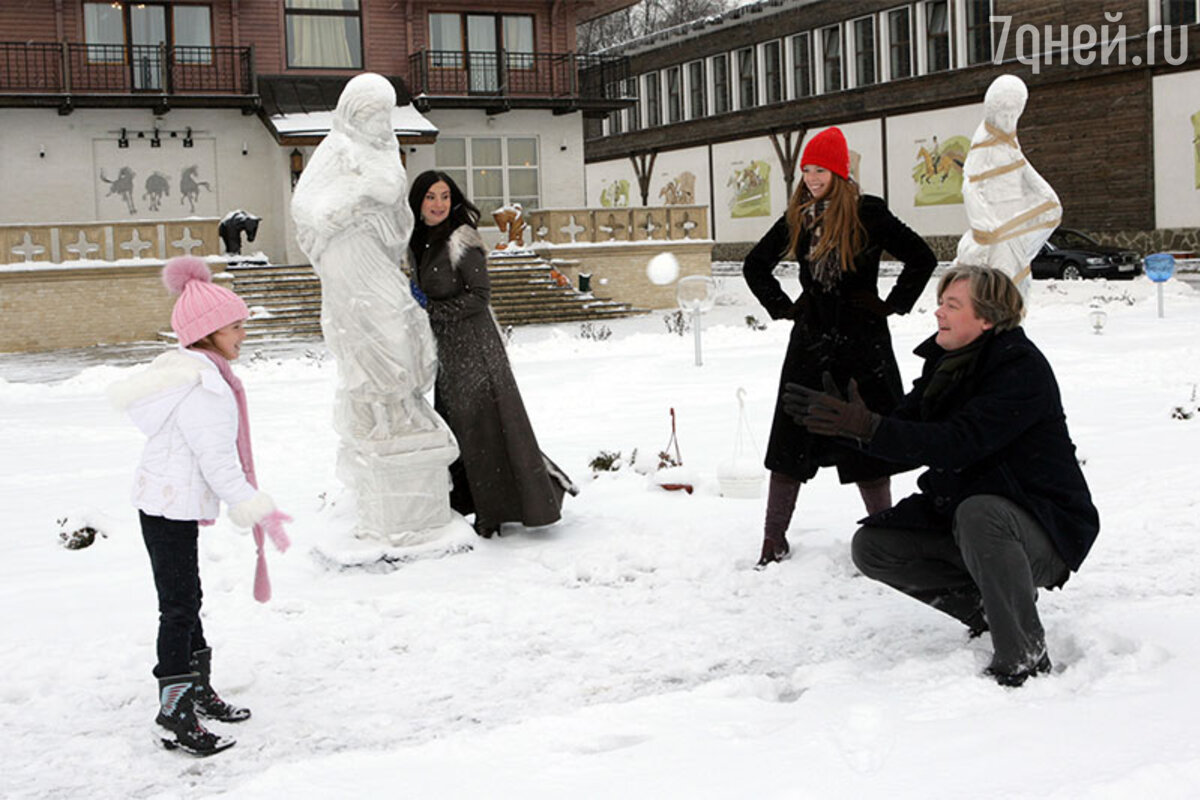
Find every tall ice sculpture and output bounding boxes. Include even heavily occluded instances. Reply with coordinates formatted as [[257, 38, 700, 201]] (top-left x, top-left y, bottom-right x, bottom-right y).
[[956, 74, 1062, 295], [291, 72, 459, 545]]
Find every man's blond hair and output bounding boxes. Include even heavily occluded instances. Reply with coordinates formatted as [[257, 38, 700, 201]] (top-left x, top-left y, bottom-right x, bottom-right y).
[[937, 264, 1026, 331]]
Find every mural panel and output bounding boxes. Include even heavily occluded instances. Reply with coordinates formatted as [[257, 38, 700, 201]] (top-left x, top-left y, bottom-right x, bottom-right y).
[[1193, 109, 1200, 190], [726, 160, 771, 218], [93, 139, 219, 219], [1151, 71, 1200, 229], [911, 134, 970, 206]]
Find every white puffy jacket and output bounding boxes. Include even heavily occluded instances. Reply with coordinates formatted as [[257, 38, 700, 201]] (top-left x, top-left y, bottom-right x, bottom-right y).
[[108, 347, 274, 526]]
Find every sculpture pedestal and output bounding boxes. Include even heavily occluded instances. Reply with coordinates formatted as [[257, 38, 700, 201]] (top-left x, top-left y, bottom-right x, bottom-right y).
[[337, 429, 459, 546]]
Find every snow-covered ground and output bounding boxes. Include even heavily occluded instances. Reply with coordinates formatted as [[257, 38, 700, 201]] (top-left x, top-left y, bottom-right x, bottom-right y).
[[3, 271, 1200, 799]]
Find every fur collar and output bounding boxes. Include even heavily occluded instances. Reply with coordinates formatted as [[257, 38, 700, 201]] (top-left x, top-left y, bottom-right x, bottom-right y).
[[447, 224, 486, 267], [107, 348, 213, 411]]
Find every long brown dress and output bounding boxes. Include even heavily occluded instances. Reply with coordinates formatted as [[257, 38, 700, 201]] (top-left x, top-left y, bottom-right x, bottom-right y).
[[409, 221, 575, 529]]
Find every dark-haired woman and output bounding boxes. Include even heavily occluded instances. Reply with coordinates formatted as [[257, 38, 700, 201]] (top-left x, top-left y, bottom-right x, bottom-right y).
[[743, 127, 937, 568], [407, 170, 576, 538]]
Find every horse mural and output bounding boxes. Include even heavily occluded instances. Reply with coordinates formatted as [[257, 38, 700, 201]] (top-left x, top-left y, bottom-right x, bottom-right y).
[[100, 167, 137, 214], [727, 160, 771, 218], [180, 165, 212, 213], [143, 171, 170, 212], [1191, 109, 1200, 189], [912, 135, 970, 206], [658, 171, 696, 205], [599, 178, 630, 208]]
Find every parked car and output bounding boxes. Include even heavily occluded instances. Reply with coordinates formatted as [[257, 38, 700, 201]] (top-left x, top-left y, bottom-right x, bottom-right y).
[[1031, 227, 1142, 280]]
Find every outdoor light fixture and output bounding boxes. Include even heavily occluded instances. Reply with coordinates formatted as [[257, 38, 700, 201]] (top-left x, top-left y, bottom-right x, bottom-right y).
[[182, 127, 193, 148], [1088, 308, 1108, 334], [118, 128, 128, 148], [150, 128, 161, 148], [290, 148, 304, 189]]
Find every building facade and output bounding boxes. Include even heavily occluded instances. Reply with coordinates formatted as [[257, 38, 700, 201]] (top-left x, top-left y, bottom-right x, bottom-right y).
[[0, 0, 635, 263], [583, 0, 1200, 258]]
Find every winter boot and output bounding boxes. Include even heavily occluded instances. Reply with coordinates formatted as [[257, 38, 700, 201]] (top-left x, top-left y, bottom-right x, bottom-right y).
[[155, 673, 236, 756], [755, 535, 790, 569], [190, 647, 251, 723], [985, 651, 1052, 688]]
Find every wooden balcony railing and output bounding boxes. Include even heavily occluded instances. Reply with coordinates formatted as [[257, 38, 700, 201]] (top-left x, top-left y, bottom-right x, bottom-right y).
[[0, 42, 255, 98], [408, 50, 628, 100]]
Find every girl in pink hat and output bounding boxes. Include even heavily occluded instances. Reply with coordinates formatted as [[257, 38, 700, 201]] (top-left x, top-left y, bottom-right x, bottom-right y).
[[743, 126, 937, 569], [108, 256, 291, 756]]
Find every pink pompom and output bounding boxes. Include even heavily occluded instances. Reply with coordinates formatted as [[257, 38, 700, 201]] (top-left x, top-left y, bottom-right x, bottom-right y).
[[162, 256, 213, 296]]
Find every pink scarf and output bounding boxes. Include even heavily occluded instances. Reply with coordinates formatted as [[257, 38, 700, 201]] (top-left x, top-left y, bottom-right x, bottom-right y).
[[195, 348, 289, 602]]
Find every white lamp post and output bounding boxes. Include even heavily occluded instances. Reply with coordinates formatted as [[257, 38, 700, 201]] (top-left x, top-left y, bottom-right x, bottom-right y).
[[675, 275, 716, 366]]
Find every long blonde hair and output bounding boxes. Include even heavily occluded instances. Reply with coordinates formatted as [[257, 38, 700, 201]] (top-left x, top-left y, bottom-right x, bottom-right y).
[[785, 173, 865, 274]]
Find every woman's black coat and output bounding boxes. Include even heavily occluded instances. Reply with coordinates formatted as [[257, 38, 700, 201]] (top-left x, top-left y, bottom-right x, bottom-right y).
[[743, 194, 936, 483], [863, 327, 1100, 572]]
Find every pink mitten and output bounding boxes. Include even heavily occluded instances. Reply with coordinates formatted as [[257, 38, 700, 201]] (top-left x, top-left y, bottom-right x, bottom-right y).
[[261, 510, 292, 553]]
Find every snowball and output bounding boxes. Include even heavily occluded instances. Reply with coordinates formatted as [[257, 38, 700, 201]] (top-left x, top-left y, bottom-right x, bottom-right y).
[[646, 252, 680, 286]]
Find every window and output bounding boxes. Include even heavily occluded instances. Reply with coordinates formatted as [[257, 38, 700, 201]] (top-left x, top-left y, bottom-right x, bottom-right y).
[[625, 77, 641, 130], [173, 6, 214, 64], [428, 13, 534, 91], [820, 24, 842, 92], [83, 3, 124, 62], [1160, 0, 1199, 25], [502, 15, 535, 70], [923, 0, 950, 73], [429, 12, 462, 67], [606, 81, 624, 135], [687, 60, 707, 119], [736, 47, 756, 108], [762, 40, 783, 103], [83, 2, 213, 66], [285, 0, 362, 69], [435, 136, 540, 225], [964, 0, 994, 65], [852, 17, 876, 86], [887, 7, 913, 79], [790, 32, 813, 98], [507, 138, 540, 211], [712, 53, 731, 114], [607, 109, 623, 135], [666, 66, 683, 123], [644, 71, 661, 127]]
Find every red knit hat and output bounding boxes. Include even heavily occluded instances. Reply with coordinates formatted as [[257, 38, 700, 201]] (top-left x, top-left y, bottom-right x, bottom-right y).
[[800, 127, 850, 180], [162, 256, 249, 346]]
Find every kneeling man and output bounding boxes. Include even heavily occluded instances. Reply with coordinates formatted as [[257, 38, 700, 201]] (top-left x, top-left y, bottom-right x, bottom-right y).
[[785, 265, 1099, 686]]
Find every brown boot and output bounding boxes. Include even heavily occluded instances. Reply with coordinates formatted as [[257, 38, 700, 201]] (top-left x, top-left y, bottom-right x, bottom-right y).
[[755, 534, 790, 569]]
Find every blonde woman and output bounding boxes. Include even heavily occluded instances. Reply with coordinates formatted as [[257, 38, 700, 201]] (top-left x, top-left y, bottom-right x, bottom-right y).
[[743, 126, 937, 568]]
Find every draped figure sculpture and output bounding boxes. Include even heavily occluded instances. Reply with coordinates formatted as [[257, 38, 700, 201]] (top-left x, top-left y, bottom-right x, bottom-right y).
[[291, 72, 458, 544], [956, 75, 1062, 296]]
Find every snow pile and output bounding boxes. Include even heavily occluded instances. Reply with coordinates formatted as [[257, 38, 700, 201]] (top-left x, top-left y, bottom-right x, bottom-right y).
[[2, 275, 1200, 798]]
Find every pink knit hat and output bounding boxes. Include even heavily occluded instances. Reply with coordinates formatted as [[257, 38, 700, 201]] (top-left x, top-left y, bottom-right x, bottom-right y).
[[163, 256, 249, 346], [801, 126, 851, 180]]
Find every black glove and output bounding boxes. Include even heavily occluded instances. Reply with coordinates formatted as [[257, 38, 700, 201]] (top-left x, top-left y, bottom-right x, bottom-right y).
[[778, 293, 810, 321], [847, 293, 894, 317], [782, 371, 882, 442]]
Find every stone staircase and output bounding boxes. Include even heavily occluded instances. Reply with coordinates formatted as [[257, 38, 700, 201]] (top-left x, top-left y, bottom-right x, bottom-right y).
[[226, 260, 324, 340], [226, 251, 645, 341], [486, 251, 645, 326]]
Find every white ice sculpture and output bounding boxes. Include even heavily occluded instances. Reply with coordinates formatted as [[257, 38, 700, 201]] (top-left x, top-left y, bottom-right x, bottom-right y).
[[291, 72, 458, 544], [955, 74, 1062, 296]]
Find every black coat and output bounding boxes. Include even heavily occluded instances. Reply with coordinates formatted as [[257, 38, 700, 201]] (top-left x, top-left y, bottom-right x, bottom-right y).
[[864, 327, 1100, 572], [743, 195, 936, 483], [409, 222, 570, 527]]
